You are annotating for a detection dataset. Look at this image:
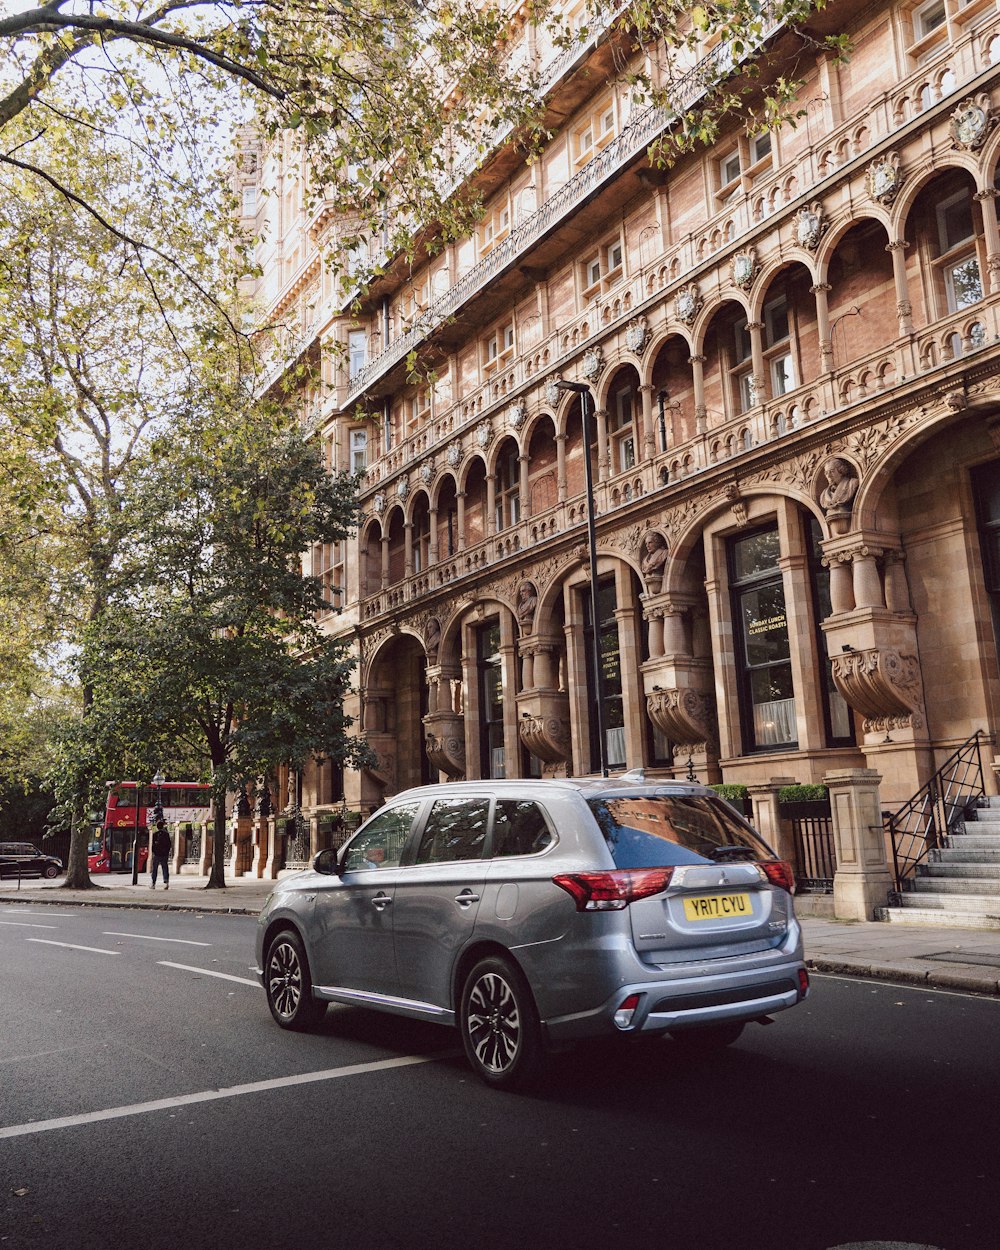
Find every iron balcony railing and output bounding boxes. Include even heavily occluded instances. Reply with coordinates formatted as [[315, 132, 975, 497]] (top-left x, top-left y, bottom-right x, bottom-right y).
[[885, 729, 986, 897]]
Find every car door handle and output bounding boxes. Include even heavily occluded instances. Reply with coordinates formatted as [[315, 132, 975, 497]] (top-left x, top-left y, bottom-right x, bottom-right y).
[[371, 893, 392, 911], [454, 890, 480, 907]]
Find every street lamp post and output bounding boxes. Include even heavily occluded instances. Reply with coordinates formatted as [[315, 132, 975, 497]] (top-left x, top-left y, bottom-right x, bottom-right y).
[[555, 378, 608, 777]]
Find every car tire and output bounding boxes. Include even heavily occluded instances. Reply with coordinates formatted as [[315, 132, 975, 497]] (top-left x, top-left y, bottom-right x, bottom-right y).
[[264, 930, 327, 1032], [669, 1022, 745, 1052], [460, 956, 543, 1090], [43, 865, 59, 879]]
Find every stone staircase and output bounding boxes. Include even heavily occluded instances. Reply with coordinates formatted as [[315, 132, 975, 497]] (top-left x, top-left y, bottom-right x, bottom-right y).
[[877, 796, 1000, 930]]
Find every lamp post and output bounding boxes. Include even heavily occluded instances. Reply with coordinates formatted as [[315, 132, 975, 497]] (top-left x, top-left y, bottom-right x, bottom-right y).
[[555, 378, 608, 777]]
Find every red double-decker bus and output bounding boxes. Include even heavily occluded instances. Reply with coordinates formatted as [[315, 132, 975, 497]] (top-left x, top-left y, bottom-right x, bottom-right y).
[[88, 781, 212, 873]]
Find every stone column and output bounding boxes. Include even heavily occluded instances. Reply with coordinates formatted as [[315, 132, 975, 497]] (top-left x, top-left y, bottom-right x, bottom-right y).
[[851, 546, 885, 610], [556, 432, 568, 503], [456, 490, 466, 550], [518, 453, 530, 519], [747, 777, 798, 866], [886, 240, 914, 336], [811, 283, 834, 372], [747, 321, 766, 404], [690, 355, 707, 433], [428, 506, 439, 565], [403, 520, 413, 578], [826, 768, 891, 920], [639, 383, 656, 461], [825, 552, 855, 613], [593, 407, 609, 483], [975, 188, 1000, 294], [380, 533, 389, 590], [486, 472, 497, 537]]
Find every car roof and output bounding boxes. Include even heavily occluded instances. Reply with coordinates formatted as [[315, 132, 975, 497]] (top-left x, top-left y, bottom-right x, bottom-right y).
[[390, 776, 719, 803]]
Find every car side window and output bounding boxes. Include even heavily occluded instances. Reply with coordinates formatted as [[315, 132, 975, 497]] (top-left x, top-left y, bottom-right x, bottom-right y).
[[415, 798, 490, 865], [492, 801, 553, 857], [342, 803, 419, 872]]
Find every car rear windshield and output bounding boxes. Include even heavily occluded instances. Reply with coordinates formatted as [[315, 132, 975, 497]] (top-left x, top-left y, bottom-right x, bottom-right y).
[[587, 795, 774, 869]]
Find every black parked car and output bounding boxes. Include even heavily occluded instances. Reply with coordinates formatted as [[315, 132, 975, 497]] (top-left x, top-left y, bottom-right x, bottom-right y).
[[0, 842, 63, 879]]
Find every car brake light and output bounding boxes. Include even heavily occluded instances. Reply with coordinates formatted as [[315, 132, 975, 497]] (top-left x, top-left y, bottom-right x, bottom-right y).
[[759, 860, 796, 894], [797, 968, 810, 998], [552, 868, 675, 911], [614, 993, 642, 1030]]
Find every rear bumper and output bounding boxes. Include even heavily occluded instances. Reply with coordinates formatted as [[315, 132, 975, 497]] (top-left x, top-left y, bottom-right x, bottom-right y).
[[542, 957, 808, 1043]]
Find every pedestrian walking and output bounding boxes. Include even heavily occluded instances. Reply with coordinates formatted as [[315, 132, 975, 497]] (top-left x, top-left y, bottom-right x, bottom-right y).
[[150, 823, 171, 890]]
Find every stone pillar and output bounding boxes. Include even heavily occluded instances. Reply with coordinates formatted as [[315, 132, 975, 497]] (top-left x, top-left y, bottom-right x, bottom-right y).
[[975, 188, 1000, 294], [747, 321, 766, 404], [171, 826, 184, 876], [518, 453, 530, 519], [887, 240, 914, 336], [747, 777, 798, 866], [403, 520, 413, 578], [428, 506, 439, 565], [486, 473, 497, 537], [263, 816, 283, 880], [554, 432, 568, 503], [690, 355, 707, 433], [811, 283, 834, 373], [852, 546, 885, 610], [826, 768, 891, 920], [639, 383, 656, 461], [456, 490, 466, 550], [380, 534, 389, 589], [252, 815, 269, 879], [593, 407, 609, 483], [825, 552, 855, 613]]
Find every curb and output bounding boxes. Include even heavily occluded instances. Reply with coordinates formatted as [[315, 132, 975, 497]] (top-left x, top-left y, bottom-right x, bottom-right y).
[[807, 956, 1000, 996], [0, 893, 260, 917]]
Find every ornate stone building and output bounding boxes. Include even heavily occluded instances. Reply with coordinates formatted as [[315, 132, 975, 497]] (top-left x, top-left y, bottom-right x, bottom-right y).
[[239, 0, 1000, 899]]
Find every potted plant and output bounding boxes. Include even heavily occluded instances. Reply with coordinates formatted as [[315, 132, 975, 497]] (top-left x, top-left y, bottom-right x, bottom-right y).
[[709, 783, 753, 817], [777, 784, 831, 819]]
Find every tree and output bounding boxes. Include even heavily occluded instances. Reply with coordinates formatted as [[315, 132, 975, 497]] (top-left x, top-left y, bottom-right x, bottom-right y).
[[69, 377, 374, 889]]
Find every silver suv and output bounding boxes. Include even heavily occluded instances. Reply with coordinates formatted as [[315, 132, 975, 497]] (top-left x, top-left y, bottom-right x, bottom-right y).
[[256, 778, 808, 1088]]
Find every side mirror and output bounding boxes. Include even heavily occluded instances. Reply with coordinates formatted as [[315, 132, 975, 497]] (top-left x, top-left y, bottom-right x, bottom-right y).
[[312, 847, 340, 876]]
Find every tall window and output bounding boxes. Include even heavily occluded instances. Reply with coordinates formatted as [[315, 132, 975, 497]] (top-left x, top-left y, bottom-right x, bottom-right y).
[[583, 579, 626, 771], [806, 517, 855, 745], [610, 383, 636, 474], [729, 526, 797, 752], [478, 621, 505, 778], [348, 330, 367, 379], [494, 443, 521, 530], [349, 429, 368, 475], [936, 191, 982, 313]]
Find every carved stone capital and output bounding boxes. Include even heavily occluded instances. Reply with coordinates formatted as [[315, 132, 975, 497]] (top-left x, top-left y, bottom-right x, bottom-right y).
[[518, 714, 571, 764], [830, 648, 923, 731], [646, 688, 717, 752]]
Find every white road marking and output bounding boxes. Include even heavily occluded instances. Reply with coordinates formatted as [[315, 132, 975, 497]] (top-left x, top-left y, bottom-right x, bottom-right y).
[[158, 961, 259, 986], [0, 921, 57, 929], [3, 909, 74, 917], [0, 1054, 445, 1140], [812, 971, 1000, 1001], [25, 939, 119, 956], [104, 932, 211, 947]]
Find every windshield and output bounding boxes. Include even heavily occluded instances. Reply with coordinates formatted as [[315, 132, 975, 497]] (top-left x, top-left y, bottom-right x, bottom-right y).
[[587, 795, 773, 869]]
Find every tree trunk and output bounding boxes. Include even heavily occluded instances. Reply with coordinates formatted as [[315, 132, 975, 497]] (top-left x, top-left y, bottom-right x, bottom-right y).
[[206, 804, 227, 889], [63, 821, 97, 889]]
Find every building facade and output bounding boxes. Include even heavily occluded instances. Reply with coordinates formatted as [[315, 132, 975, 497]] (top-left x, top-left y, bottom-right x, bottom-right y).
[[238, 0, 1000, 898]]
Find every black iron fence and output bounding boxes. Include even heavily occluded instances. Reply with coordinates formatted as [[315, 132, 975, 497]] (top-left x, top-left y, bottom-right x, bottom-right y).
[[791, 816, 836, 893], [885, 730, 986, 897]]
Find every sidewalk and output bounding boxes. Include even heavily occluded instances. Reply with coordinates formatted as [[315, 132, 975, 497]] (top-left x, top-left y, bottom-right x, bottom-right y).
[[4, 874, 1000, 996]]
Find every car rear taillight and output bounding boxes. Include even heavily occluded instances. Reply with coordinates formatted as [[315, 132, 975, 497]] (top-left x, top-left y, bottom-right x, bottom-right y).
[[797, 968, 810, 998], [552, 867, 675, 911], [758, 860, 796, 894], [613, 993, 642, 1030]]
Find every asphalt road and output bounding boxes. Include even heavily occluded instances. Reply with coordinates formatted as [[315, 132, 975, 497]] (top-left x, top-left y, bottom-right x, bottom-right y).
[[1, 902, 996, 1250]]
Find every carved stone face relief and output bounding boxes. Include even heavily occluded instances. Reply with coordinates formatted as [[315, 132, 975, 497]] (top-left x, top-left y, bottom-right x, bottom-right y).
[[818, 455, 859, 515], [866, 153, 902, 206]]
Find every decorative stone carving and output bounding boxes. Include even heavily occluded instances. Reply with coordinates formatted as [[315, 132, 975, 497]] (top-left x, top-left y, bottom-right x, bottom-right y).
[[424, 714, 466, 778], [582, 346, 603, 382], [866, 152, 902, 207], [508, 401, 526, 429], [950, 94, 994, 151], [544, 378, 562, 407], [730, 247, 759, 290], [674, 281, 703, 326], [373, 492, 386, 514], [794, 202, 826, 251], [830, 648, 923, 732], [515, 580, 538, 632], [639, 531, 669, 592], [725, 483, 749, 528], [818, 455, 859, 515], [420, 460, 434, 484], [625, 316, 650, 354], [447, 443, 461, 467], [396, 478, 409, 500], [646, 689, 717, 752], [476, 421, 491, 448], [518, 713, 571, 764], [424, 616, 441, 662]]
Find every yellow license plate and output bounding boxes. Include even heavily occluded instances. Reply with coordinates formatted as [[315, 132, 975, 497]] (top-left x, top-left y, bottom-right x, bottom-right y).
[[683, 892, 752, 921]]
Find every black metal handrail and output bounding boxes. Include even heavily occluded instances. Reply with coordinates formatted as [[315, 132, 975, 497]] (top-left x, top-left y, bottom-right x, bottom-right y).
[[885, 730, 986, 896]]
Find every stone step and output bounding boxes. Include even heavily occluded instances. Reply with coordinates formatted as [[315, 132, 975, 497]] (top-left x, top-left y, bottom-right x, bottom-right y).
[[897, 891, 1000, 914], [875, 905, 1000, 930], [920, 862, 1000, 879], [933, 849, 1000, 864], [960, 819, 1000, 833], [945, 835, 1000, 850], [910, 876, 1000, 895]]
